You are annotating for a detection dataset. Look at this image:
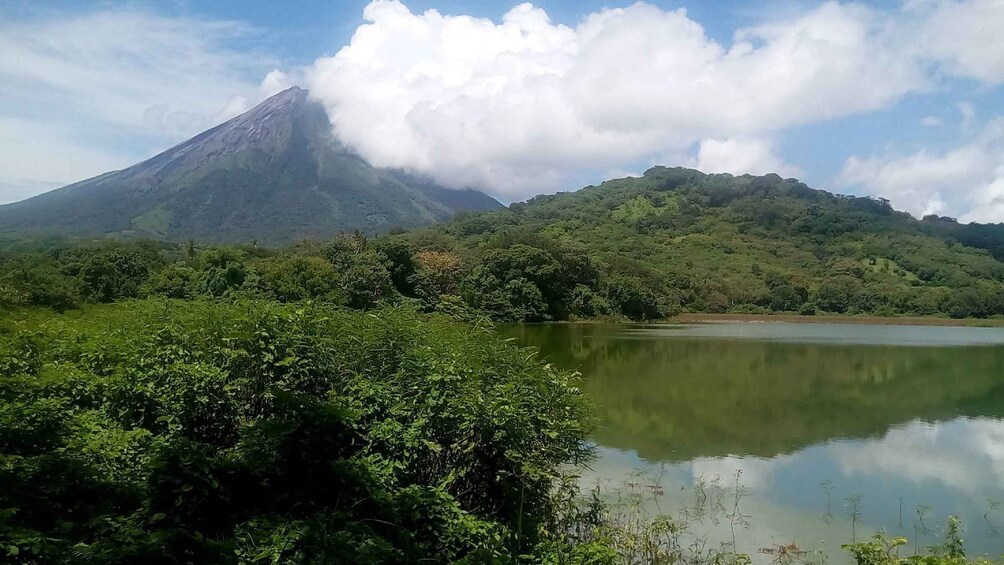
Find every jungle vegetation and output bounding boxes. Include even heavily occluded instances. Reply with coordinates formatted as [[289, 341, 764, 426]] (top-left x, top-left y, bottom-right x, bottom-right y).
[[431, 167, 1004, 321], [0, 300, 601, 562], [6, 167, 1002, 323], [2, 167, 1004, 563]]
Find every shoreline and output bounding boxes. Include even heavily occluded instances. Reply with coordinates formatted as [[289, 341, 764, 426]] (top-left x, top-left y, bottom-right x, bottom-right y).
[[668, 312, 1004, 328]]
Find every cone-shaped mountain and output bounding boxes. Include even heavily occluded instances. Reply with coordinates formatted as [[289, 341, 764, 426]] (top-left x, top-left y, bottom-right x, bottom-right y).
[[0, 87, 502, 244]]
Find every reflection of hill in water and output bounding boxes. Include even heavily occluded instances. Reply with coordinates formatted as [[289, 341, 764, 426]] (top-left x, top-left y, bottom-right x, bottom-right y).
[[502, 324, 1004, 462]]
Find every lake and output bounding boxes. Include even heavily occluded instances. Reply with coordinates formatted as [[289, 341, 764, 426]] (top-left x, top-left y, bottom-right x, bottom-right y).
[[501, 322, 1004, 561]]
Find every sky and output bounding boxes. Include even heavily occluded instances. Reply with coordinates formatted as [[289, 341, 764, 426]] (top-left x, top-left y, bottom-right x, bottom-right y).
[[1, 0, 1003, 222]]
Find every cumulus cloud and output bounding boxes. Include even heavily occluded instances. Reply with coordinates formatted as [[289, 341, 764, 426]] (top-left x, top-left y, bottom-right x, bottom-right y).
[[691, 138, 802, 178], [302, 0, 933, 197], [903, 0, 1004, 84], [292, 0, 1004, 200], [0, 9, 273, 199], [689, 453, 795, 491], [840, 116, 1004, 222], [6, 0, 1004, 209], [260, 69, 298, 99]]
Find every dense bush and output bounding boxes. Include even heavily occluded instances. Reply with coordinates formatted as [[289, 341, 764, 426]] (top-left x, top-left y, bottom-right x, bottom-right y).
[[0, 300, 594, 563], [0, 259, 80, 311], [253, 256, 340, 302]]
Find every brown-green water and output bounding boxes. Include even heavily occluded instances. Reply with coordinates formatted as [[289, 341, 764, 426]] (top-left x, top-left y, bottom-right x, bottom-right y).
[[501, 322, 1004, 560]]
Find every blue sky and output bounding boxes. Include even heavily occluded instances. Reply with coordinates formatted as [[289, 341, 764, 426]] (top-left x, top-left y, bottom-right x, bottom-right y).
[[1, 0, 1002, 221]]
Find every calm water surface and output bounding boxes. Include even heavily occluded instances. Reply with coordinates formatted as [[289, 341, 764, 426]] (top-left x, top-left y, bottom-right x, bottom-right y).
[[501, 323, 1004, 560]]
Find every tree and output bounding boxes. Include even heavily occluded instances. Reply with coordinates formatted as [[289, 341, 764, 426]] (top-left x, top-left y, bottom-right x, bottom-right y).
[[502, 277, 548, 322], [339, 252, 396, 309], [323, 235, 366, 270], [815, 276, 863, 314], [146, 263, 198, 299], [78, 250, 152, 302], [254, 256, 341, 302], [0, 260, 80, 311], [602, 276, 664, 321], [198, 249, 249, 297], [767, 284, 805, 312], [473, 243, 599, 320], [569, 285, 611, 318], [459, 267, 550, 322], [945, 286, 1001, 318], [414, 251, 465, 296], [374, 236, 418, 296]]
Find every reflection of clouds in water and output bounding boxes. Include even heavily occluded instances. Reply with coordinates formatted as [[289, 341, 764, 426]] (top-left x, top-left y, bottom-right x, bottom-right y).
[[830, 418, 1004, 499], [595, 418, 1004, 506], [586, 447, 857, 562], [689, 455, 791, 490], [585, 418, 1004, 558]]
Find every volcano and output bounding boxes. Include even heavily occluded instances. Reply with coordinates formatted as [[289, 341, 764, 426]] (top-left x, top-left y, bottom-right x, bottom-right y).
[[0, 87, 502, 244]]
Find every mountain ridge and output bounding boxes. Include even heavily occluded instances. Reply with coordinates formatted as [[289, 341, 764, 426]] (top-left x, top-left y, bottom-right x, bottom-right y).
[[0, 87, 502, 244]]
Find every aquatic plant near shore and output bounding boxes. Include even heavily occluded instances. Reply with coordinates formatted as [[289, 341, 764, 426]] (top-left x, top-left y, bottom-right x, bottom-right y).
[[546, 470, 1002, 565]]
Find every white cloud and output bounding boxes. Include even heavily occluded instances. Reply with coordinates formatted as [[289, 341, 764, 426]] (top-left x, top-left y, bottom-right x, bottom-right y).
[[958, 101, 977, 129], [689, 453, 794, 491], [298, 0, 1004, 200], [904, 0, 1004, 84], [920, 115, 943, 127], [260, 69, 298, 99], [0, 9, 274, 200], [302, 1, 933, 198], [5, 0, 1004, 207], [840, 116, 1004, 222], [692, 138, 802, 178]]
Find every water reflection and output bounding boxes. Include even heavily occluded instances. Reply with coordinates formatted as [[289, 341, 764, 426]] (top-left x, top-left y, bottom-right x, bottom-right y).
[[590, 418, 1004, 558], [501, 323, 1004, 559]]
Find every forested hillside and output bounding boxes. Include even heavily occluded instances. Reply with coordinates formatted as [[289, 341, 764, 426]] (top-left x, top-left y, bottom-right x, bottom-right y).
[[429, 167, 1004, 320], [2, 166, 1003, 322]]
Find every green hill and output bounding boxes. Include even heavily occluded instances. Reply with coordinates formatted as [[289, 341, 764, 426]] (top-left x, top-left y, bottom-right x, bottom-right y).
[[412, 166, 1004, 320]]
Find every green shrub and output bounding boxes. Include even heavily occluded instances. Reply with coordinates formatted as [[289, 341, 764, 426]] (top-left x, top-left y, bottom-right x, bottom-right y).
[[0, 300, 593, 563], [145, 263, 199, 299], [0, 260, 80, 311], [252, 256, 341, 303]]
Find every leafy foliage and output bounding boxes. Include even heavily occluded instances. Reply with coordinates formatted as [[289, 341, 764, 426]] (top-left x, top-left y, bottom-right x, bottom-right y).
[[0, 300, 593, 563]]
